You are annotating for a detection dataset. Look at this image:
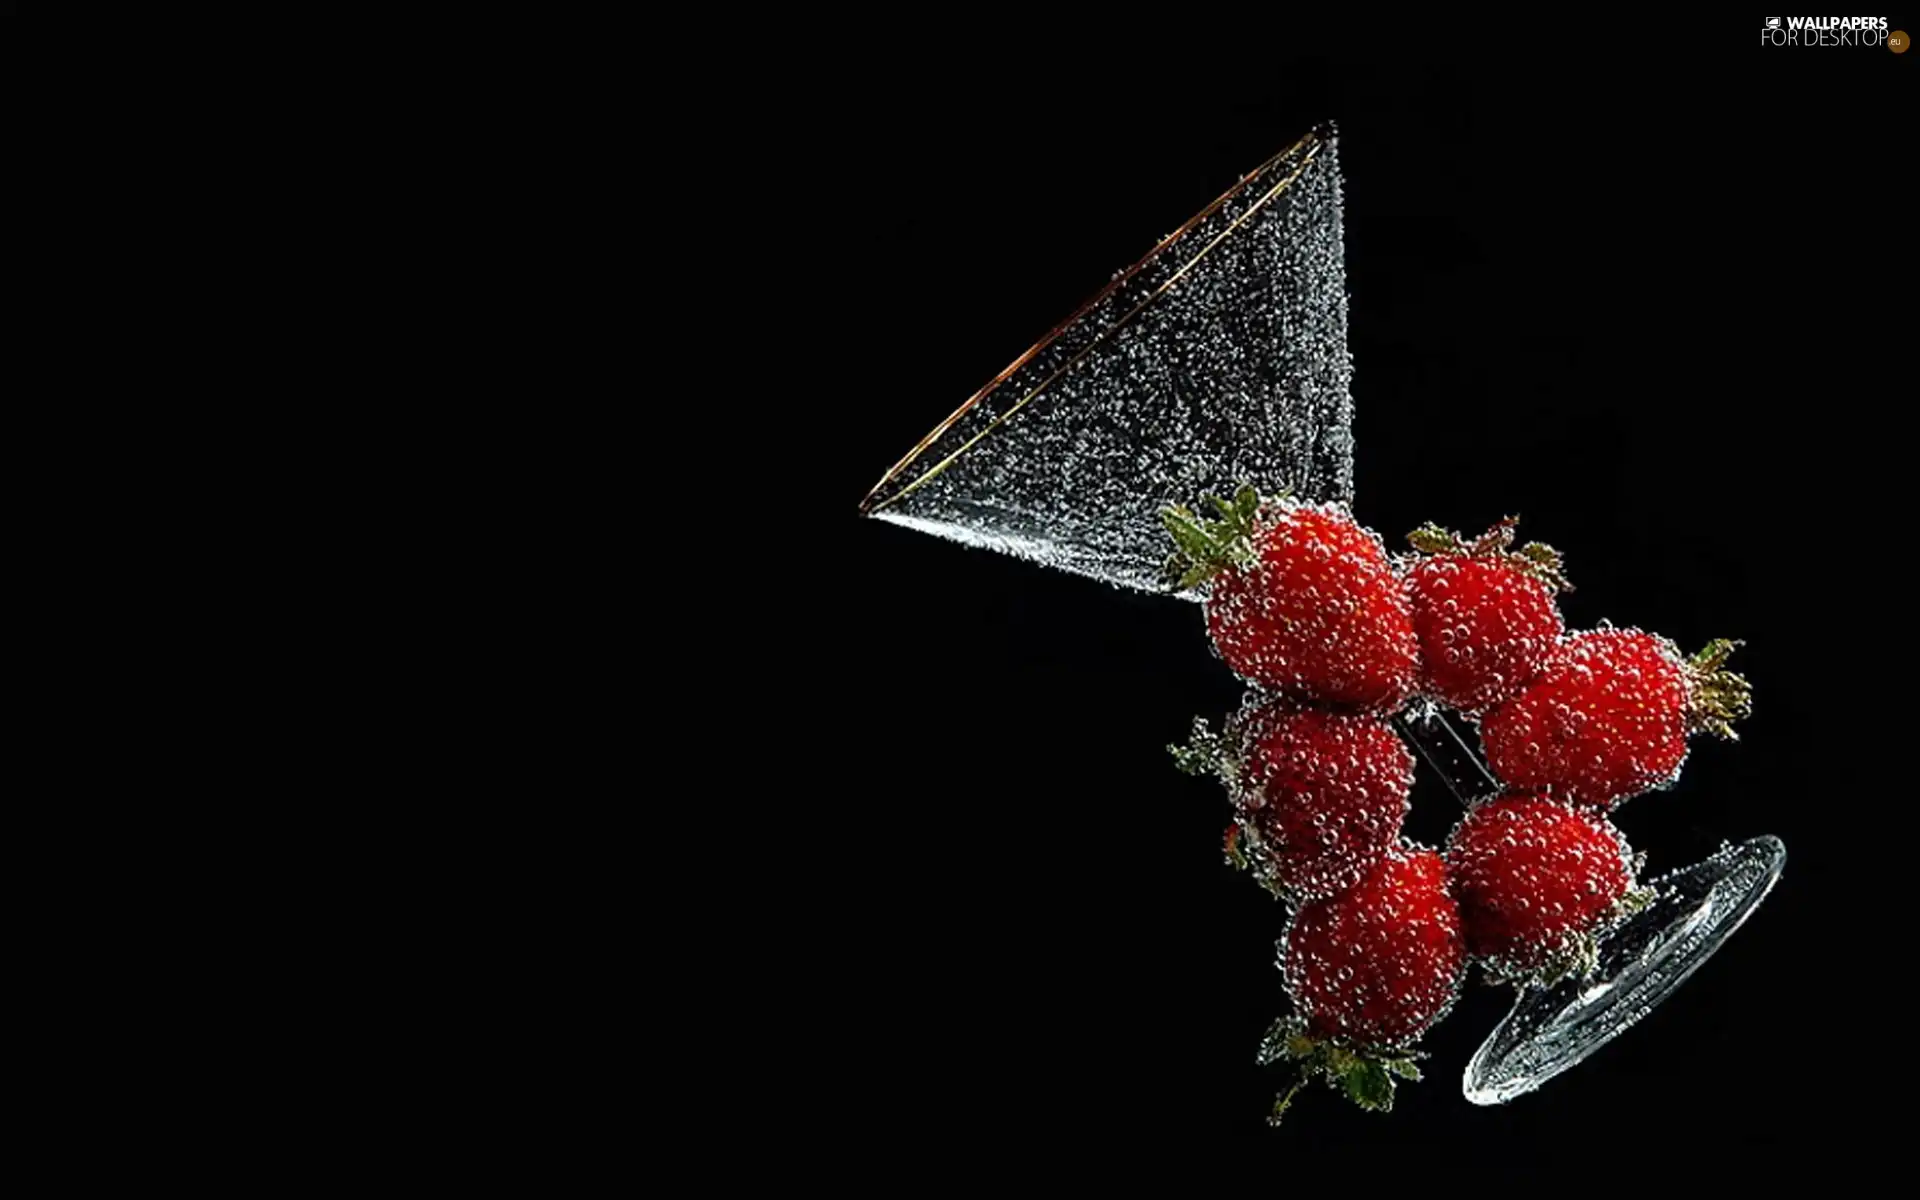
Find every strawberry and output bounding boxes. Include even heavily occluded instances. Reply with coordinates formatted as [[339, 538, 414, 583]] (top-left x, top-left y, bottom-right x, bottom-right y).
[[1259, 845, 1465, 1121], [1178, 700, 1412, 902], [1479, 629, 1752, 810], [1162, 485, 1418, 712], [1284, 846, 1465, 1046], [1403, 517, 1570, 715], [1446, 793, 1645, 981]]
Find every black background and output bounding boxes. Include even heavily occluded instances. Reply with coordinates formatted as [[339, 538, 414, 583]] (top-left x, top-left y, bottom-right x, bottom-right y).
[[788, 36, 1910, 1171]]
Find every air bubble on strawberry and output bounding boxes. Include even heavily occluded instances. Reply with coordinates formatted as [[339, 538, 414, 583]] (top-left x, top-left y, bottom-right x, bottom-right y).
[[1161, 485, 1418, 712], [1173, 698, 1412, 902], [1479, 628, 1752, 810], [1262, 845, 1465, 1122], [1446, 792, 1652, 985], [1402, 516, 1570, 715]]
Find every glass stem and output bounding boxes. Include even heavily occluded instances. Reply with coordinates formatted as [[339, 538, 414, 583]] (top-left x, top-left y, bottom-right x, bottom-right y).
[[1392, 704, 1500, 807]]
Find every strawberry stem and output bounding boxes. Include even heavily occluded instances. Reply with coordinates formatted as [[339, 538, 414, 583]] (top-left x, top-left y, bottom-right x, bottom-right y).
[[1173, 718, 1291, 899], [1159, 483, 1268, 590], [1269, 1071, 1308, 1125], [1616, 883, 1657, 917], [1168, 717, 1235, 782], [1257, 1016, 1424, 1125], [1684, 639, 1752, 740], [1214, 817, 1289, 898], [1406, 522, 1459, 555], [1406, 517, 1573, 593], [1224, 823, 1250, 871], [1470, 515, 1521, 555], [1536, 931, 1602, 988]]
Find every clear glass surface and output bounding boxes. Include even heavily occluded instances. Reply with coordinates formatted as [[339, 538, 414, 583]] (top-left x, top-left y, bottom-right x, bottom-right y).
[[860, 126, 1353, 597], [1462, 835, 1786, 1104]]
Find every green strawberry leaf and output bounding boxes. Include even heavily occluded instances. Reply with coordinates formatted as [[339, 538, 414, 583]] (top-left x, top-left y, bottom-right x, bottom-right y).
[[1161, 508, 1217, 561], [1177, 561, 1217, 591], [1689, 638, 1740, 671], [1384, 1057, 1422, 1082], [1223, 825, 1250, 871], [1616, 885, 1657, 917], [1407, 522, 1457, 554], [1255, 1017, 1300, 1066], [1234, 482, 1260, 522], [1169, 717, 1233, 779], [1342, 1060, 1395, 1112], [1160, 485, 1273, 591]]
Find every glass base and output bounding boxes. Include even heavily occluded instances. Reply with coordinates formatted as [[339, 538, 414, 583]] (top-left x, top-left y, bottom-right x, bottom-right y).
[[1462, 835, 1786, 1105]]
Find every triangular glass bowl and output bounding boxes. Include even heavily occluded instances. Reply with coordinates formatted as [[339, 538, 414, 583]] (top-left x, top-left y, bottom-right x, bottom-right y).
[[861, 125, 1352, 597]]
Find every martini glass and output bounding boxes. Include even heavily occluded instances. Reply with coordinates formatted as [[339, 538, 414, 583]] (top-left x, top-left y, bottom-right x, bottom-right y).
[[859, 124, 1785, 1105]]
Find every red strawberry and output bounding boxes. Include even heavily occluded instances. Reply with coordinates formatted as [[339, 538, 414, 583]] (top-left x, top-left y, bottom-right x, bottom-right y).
[[1284, 846, 1465, 1046], [1194, 701, 1412, 902], [1163, 486, 1417, 711], [1480, 629, 1752, 810], [1403, 517, 1570, 715], [1446, 793, 1640, 980], [1260, 845, 1465, 1120]]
